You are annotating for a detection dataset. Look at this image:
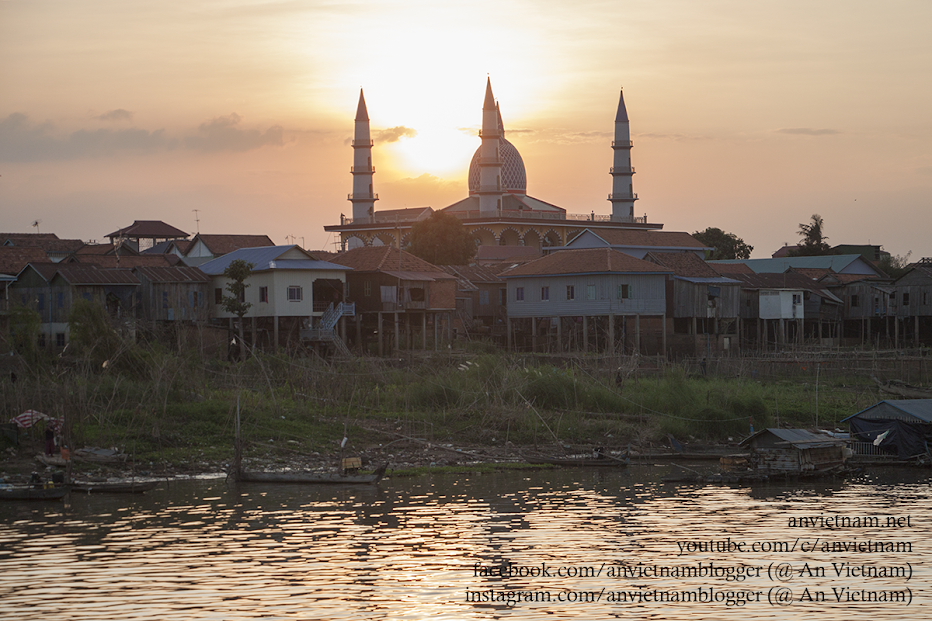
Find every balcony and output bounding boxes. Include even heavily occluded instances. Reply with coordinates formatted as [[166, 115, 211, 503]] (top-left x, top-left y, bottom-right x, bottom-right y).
[[351, 139, 374, 147], [474, 184, 504, 193], [478, 156, 504, 166], [478, 129, 501, 138], [610, 166, 635, 174], [612, 140, 633, 147], [608, 193, 638, 200], [350, 166, 375, 173], [348, 193, 379, 201], [337, 210, 648, 226]]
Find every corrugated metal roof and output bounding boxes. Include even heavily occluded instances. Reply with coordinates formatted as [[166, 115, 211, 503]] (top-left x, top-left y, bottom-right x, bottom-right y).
[[843, 400, 932, 423], [501, 248, 673, 278], [199, 246, 349, 275], [133, 266, 209, 283], [740, 428, 844, 449], [709, 255, 883, 276], [54, 265, 139, 285], [383, 270, 455, 281]]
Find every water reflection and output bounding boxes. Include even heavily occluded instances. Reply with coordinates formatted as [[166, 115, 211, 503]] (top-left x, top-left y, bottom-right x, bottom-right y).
[[1, 466, 929, 620]]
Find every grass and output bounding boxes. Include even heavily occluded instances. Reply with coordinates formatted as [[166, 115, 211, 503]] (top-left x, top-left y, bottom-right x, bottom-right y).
[[0, 344, 887, 472]]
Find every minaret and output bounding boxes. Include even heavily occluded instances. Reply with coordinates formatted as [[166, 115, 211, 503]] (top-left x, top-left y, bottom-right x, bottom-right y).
[[478, 78, 503, 216], [350, 88, 377, 221], [609, 89, 637, 221]]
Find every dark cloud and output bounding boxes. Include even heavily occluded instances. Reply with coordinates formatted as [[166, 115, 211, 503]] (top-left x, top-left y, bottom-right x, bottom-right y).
[[184, 113, 284, 151], [0, 113, 173, 162], [95, 109, 134, 122], [373, 126, 417, 143], [776, 128, 840, 136]]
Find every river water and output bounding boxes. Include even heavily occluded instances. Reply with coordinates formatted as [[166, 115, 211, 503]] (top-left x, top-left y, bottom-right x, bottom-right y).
[[1, 465, 929, 620]]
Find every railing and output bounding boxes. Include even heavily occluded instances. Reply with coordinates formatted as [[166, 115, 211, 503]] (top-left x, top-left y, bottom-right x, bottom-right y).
[[478, 156, 504, 166], [351, 139, 374, 147], [342, 302, 355, 316], [478, 130, 500, 138], [475, 185, 503, 193], [348, 193, 379, 200], [339, 211, 649, 225], [610, 166, 635, 174], [612, 140, 633, 147], [849, 441, 897, 458], [608, 193, 638, 200], [350, 166, 375, 173]]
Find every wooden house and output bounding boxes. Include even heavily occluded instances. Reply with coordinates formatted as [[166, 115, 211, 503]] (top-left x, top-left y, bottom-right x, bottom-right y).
[[441, 264, 507, 339], [105, 220, 189, 252], [818, 273, 894, 346], [333, 246, 456, 353], [500, 247, 672, 354], [893, 263, 932, 346], [200, 245, 351, 350], [644, 251, 741, 357], [727, 272, 843, 350], [739, 428, 848, 475], [133, 266, 210, 323]]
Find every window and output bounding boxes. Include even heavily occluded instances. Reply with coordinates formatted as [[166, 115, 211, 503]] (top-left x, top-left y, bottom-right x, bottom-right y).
[[587, 284, 596, 300], [792, 293, 802, 304], [56, 292, 64, 308], [83, 292, 92, 302], [541, 286, 549, 301], [617, 284, 630, 299], [499, 288, 507, 305], [516, 287, 525, 301], [479, 290, 489, 306], [364, 281, 371, 297], [566, 285, 575, 300], [259, 286, 268, 303], [38, 332, 46, 348], [36, 293, 44, 310], [162, 291, 169, 309], [902, 292, 910, 306], [56, 333, 66, 348], [287, 286, 303, 301], [851, 294, 860, 308], [215, 288, 223, 304], [925, 292, 930, 306]]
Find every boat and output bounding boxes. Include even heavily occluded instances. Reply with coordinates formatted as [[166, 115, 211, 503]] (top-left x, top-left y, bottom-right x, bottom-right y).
[[69, 480, 160, 494], [524, 450, 628, 467], [236, 464, 388, 484], [0, 486, 68, 501]]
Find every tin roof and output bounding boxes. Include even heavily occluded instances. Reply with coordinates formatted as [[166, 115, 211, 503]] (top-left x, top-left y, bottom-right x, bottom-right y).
[[199, 245, 350, 275], [740, 428, 844, 449], [843, 400, 932, 423], [501, 247, 673, 278], [106, 220, 188, 239], [133, 266, 209, 283]]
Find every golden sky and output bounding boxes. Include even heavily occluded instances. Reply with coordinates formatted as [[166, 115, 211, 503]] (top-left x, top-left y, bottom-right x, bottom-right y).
[[1, 0, 931, 258]]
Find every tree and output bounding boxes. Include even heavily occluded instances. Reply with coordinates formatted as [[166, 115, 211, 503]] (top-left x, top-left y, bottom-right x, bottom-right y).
[[407, 211, 476, 265], [692, 227, 753, 260], [221, 259, 254, 361], [794, 214, 831, 256], [877, 251, 912, 279]]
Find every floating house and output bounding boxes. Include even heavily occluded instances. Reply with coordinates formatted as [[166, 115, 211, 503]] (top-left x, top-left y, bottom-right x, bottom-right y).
[[842, 400, 932, 460], [739, 428, 848, 475]]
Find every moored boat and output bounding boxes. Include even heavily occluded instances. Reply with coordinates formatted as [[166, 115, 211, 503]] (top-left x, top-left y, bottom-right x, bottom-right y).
[[0, 486, 68, 501], [69, 480, 160, 494], [237, 464, 388, 484]]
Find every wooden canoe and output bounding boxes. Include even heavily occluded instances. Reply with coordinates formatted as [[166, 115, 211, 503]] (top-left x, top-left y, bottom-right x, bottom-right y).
[[237, 464, 387, 484], [69, 480, 160, 494]]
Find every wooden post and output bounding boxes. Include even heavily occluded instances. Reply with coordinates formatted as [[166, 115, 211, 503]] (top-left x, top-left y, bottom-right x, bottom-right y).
[[378, 312, 383, 356], [608, 314, 615, 355], [433, 313, 438, 351], [404, 312, 410, 349], [394, 311, 400, 353], [582, 315, 588, 353], [531, 316, 538, 352], [557, 317, 563, 352], [273, 316, 279, 350], [422, 311, 427, 350], [507, 317, 513, 349], [662, 313, 667, 358], [916, 315, 921, 345], [635, 314, 641, 356], [356, 314, 362, 351], [894, 316, 899, 348]]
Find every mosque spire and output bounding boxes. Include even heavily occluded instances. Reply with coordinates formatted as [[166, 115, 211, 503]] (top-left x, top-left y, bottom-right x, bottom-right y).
[[609, 88, 637, 221], [350, 88, 377, 222], [478, 78, 503, 215]]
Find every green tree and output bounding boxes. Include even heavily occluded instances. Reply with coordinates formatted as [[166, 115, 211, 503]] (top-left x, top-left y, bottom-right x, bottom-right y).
[[692, 227, 753, 260], [794, 214, 831, 256], [221, 259, 254, 361], [5, 304, 42, 365], [877, 251, 912, 279], [407, 211, 476, 265], [68, 298, 122, 367]]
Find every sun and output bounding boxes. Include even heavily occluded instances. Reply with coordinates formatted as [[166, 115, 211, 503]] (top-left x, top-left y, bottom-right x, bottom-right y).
[[383, 124, 476, 177]]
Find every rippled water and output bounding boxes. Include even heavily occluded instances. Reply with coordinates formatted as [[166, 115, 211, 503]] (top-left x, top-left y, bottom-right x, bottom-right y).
[[1, 466, 930, 620]]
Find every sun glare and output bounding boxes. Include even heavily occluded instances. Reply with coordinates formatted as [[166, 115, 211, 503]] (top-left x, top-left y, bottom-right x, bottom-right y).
[[384, 126, 476, 176]]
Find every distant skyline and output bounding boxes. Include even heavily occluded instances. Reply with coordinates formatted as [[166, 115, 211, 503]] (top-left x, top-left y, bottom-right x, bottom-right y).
[[2, 0, 930, 259]]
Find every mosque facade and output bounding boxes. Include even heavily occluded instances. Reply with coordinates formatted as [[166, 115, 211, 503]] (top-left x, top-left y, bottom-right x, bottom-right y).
[[325, 80, 661, 251]]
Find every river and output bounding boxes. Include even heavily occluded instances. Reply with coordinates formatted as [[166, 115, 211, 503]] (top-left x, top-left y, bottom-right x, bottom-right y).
[[1, 465, 929, 620]]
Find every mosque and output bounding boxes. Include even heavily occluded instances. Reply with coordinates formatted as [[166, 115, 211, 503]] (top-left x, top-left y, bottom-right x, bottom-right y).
[[324, 79, 663, 251]]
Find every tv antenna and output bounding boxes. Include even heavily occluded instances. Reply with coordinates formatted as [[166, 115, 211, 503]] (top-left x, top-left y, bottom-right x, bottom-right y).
[[192, 209, 201, 234], [31, 219, 42, 234]]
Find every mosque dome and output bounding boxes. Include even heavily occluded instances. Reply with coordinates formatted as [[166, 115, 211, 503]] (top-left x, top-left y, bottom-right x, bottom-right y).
[[467, 137, 527, 195]]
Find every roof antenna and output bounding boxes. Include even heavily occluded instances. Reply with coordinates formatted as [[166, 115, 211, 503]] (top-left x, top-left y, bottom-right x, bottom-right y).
[[192, 209, 200, 234]]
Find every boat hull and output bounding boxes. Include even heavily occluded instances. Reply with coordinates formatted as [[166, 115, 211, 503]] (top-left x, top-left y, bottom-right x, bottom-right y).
[[70, 481, 160, 494], [0, 487, 68, 501]]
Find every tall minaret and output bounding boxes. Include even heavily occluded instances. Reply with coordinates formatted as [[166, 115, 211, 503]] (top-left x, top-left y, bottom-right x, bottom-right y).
[[478, 78, 503, 216], [609, 88, 637, 221], [350, 88, 377, 221]]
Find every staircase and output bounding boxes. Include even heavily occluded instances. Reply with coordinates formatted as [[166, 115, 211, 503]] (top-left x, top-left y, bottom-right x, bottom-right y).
[[300, 302, 355, 357]]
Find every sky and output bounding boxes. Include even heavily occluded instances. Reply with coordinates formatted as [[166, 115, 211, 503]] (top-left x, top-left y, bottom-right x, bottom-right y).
[[1, 0, 931, 259]]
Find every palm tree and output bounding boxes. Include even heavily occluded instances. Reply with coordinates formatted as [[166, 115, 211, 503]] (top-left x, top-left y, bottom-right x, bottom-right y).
[[796, 214, 830, 255]]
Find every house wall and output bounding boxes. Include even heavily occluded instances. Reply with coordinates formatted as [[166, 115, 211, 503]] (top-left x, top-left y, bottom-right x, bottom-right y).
[[670, 280, 740, 319], [427, 279, 456, 310], [185, 239, 214, 259], [759, 290, 804, 319], [138, 278, 209, 322], [210, 269, 346, 319], [505, 273, 666, 318], [894, 271, 932, 318]]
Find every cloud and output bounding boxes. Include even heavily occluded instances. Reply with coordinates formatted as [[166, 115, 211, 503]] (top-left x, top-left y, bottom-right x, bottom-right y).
[[0, 112, 289, 161], [184, 113, 284, 151], [528, 129, 612, 145], [637, 132, 707, 141], [95, 109, 134, 122], [373, 126, 417, 143], [0, 112, 173, 162], [776, 128, 840, 136]]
